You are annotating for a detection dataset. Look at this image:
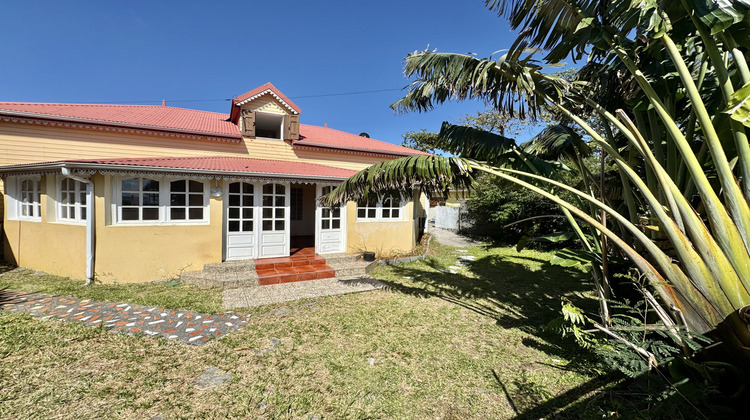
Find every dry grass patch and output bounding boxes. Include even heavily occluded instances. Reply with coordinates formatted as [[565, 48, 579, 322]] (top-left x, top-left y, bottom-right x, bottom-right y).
[[1, 243, 611, 419]]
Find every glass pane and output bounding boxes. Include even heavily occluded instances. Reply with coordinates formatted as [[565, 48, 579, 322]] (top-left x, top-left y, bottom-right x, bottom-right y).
[[229, 183, 240, 193], [383, 209, 390, 218], [122, 208, 139, 220], [392, 209, 400, 218], [121, 193, 138, 206], [242, 220, 252, 232], [262, 196, 272, 206], [61, 207, 69, 219], [322, 220, 330, 229], [189, 194, 203, 206], [62, 193, 70, 205], [189, 208, 203, 220], [262, 220, 272, 231], [80, 192, 87, 204], [275, 184, 285, 194], [333, 208, 340, 218], [229, 221, 240, 232], [171, 208, 186, 220], [121, 178, 139, 191], [143, 208, 159, 220], [262, 208, 272, 218], [242, 183, 253, 194], [322, 209, 330, 218], [143, 193, 160, 206], [242, 195, 253, 206], [229, 195, 240, 206], [170, 194, 186, 206], [81, 207, 87, 220], [143, 179, 159, 191], [367, 209, 376, 218], [263, 184, 273, 194], [275, 220, 284, 230], [275, 208, 284, 218], [242, 208, 253, 218], [332, 220, 340, 229], [229, 208, 239, 218], [274, 196, 284, 207], [357, 209, 365, 218], [322, 186, 331, 195], [170, 180, 186, 192], [188, 180, 203, 192]]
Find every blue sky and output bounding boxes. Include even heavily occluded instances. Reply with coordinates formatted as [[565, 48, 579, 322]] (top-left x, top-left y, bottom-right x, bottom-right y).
[[1, 1, 529, 145]]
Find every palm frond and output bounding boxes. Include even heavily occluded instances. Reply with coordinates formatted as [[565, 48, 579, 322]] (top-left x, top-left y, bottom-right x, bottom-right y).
[[392, 49, 569, 120], [322, 156, 475, 206]]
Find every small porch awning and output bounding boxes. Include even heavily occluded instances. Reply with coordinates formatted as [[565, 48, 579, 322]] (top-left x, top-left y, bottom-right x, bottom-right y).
[[0, 156, 358, 184]]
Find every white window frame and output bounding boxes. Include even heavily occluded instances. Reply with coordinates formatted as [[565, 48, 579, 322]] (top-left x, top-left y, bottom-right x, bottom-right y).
[[17, 176, 42, 221], [167, 179, 209, 222], [356, 193, 405, 222], [57, 177, 88, 224], [112, 176, 209, 225]]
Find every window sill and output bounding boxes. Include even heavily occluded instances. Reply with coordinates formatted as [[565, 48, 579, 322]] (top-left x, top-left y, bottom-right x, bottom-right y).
[[111, 220, 211, 227]]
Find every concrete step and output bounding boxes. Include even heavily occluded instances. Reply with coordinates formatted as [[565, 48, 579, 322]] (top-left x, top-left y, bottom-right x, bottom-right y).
[[181, 272, 259, 290], [329, 260, 377, 278], [202, 260, 256, 275], [321, 253, 363, 265]]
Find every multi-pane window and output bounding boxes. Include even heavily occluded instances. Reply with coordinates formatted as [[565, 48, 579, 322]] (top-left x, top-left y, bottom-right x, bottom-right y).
[[19, 178, 41, 219], [227, 182, 254, 232], [120, 178, 160, 221], [116, 177, 207, 223], [320, 186, 341, 230], [59, 178, 87, 222], [290, 187, 303, 221], [356, 193, 403, 221], [261, 183, 285, 231], [170, 180, 205, 221], [356, 195, 378, 219], [381, 193, 401, 219]]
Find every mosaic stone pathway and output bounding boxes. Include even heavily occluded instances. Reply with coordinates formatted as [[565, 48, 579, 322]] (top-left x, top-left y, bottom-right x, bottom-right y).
[[0, 289, 248, 345]]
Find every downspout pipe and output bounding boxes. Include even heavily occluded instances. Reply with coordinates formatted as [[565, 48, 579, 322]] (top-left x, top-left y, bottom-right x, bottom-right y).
[[61, 167, 95, 285]]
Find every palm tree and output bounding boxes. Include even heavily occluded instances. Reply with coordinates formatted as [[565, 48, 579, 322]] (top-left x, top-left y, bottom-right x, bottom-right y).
[[325, 1, 750, 365]]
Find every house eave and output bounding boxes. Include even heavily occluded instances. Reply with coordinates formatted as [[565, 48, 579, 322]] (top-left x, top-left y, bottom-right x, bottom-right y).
[[0, 161, 349, 183]]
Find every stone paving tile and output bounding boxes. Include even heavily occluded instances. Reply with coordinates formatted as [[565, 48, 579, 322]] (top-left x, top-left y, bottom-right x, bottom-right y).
[[0, 289, 248, 346], [222, 276, 385, 309]]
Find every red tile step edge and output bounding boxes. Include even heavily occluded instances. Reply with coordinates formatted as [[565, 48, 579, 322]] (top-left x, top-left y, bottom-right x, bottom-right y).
[[255, 253, 335, 285]]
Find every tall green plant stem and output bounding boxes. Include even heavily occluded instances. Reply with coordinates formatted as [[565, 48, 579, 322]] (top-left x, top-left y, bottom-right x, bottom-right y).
[[552, 102, 750, 309]]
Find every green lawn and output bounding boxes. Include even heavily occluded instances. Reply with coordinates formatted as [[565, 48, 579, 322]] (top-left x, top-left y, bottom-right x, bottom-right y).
[[0, 243, 622, 419]]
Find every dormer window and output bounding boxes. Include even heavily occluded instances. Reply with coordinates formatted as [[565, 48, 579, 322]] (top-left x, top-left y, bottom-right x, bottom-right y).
[[255, 112, 284, 140]]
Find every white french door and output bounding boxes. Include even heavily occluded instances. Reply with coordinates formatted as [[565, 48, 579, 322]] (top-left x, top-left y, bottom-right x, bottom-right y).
[[315, 185, 346, 254], [258, 182, 290, 258], [224, 181, 290, 260], [225, 182, 256, 260]]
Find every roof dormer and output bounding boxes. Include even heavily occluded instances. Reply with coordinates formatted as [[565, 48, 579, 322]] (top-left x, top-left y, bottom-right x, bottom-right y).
[[230, 83, 300, 141]]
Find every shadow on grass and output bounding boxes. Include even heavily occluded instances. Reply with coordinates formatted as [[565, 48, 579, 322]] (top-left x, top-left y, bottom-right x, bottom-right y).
[[381, 251, 593, 334]]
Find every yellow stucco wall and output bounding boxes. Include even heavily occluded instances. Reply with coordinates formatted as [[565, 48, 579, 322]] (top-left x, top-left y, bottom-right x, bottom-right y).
[[345, 201, 416, 257], [3, 175, 87, 278], [3, 174, 225, 283], [93, 174, 224, 283]]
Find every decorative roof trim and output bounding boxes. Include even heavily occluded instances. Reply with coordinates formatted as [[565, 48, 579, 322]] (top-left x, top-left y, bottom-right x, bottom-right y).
[[0, 113, 242, 143], [292, 143, 412, 158], [235, 90, 299, 114], [0, 162, 349, 184]]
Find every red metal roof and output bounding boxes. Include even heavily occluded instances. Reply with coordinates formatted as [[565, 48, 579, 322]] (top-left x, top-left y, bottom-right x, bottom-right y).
[[0, 90, 428, 156], [63, 156, 358, 179], [296, 124, 431, 156], [231, 83, 302, 114], [0, 102, 240, 139]]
